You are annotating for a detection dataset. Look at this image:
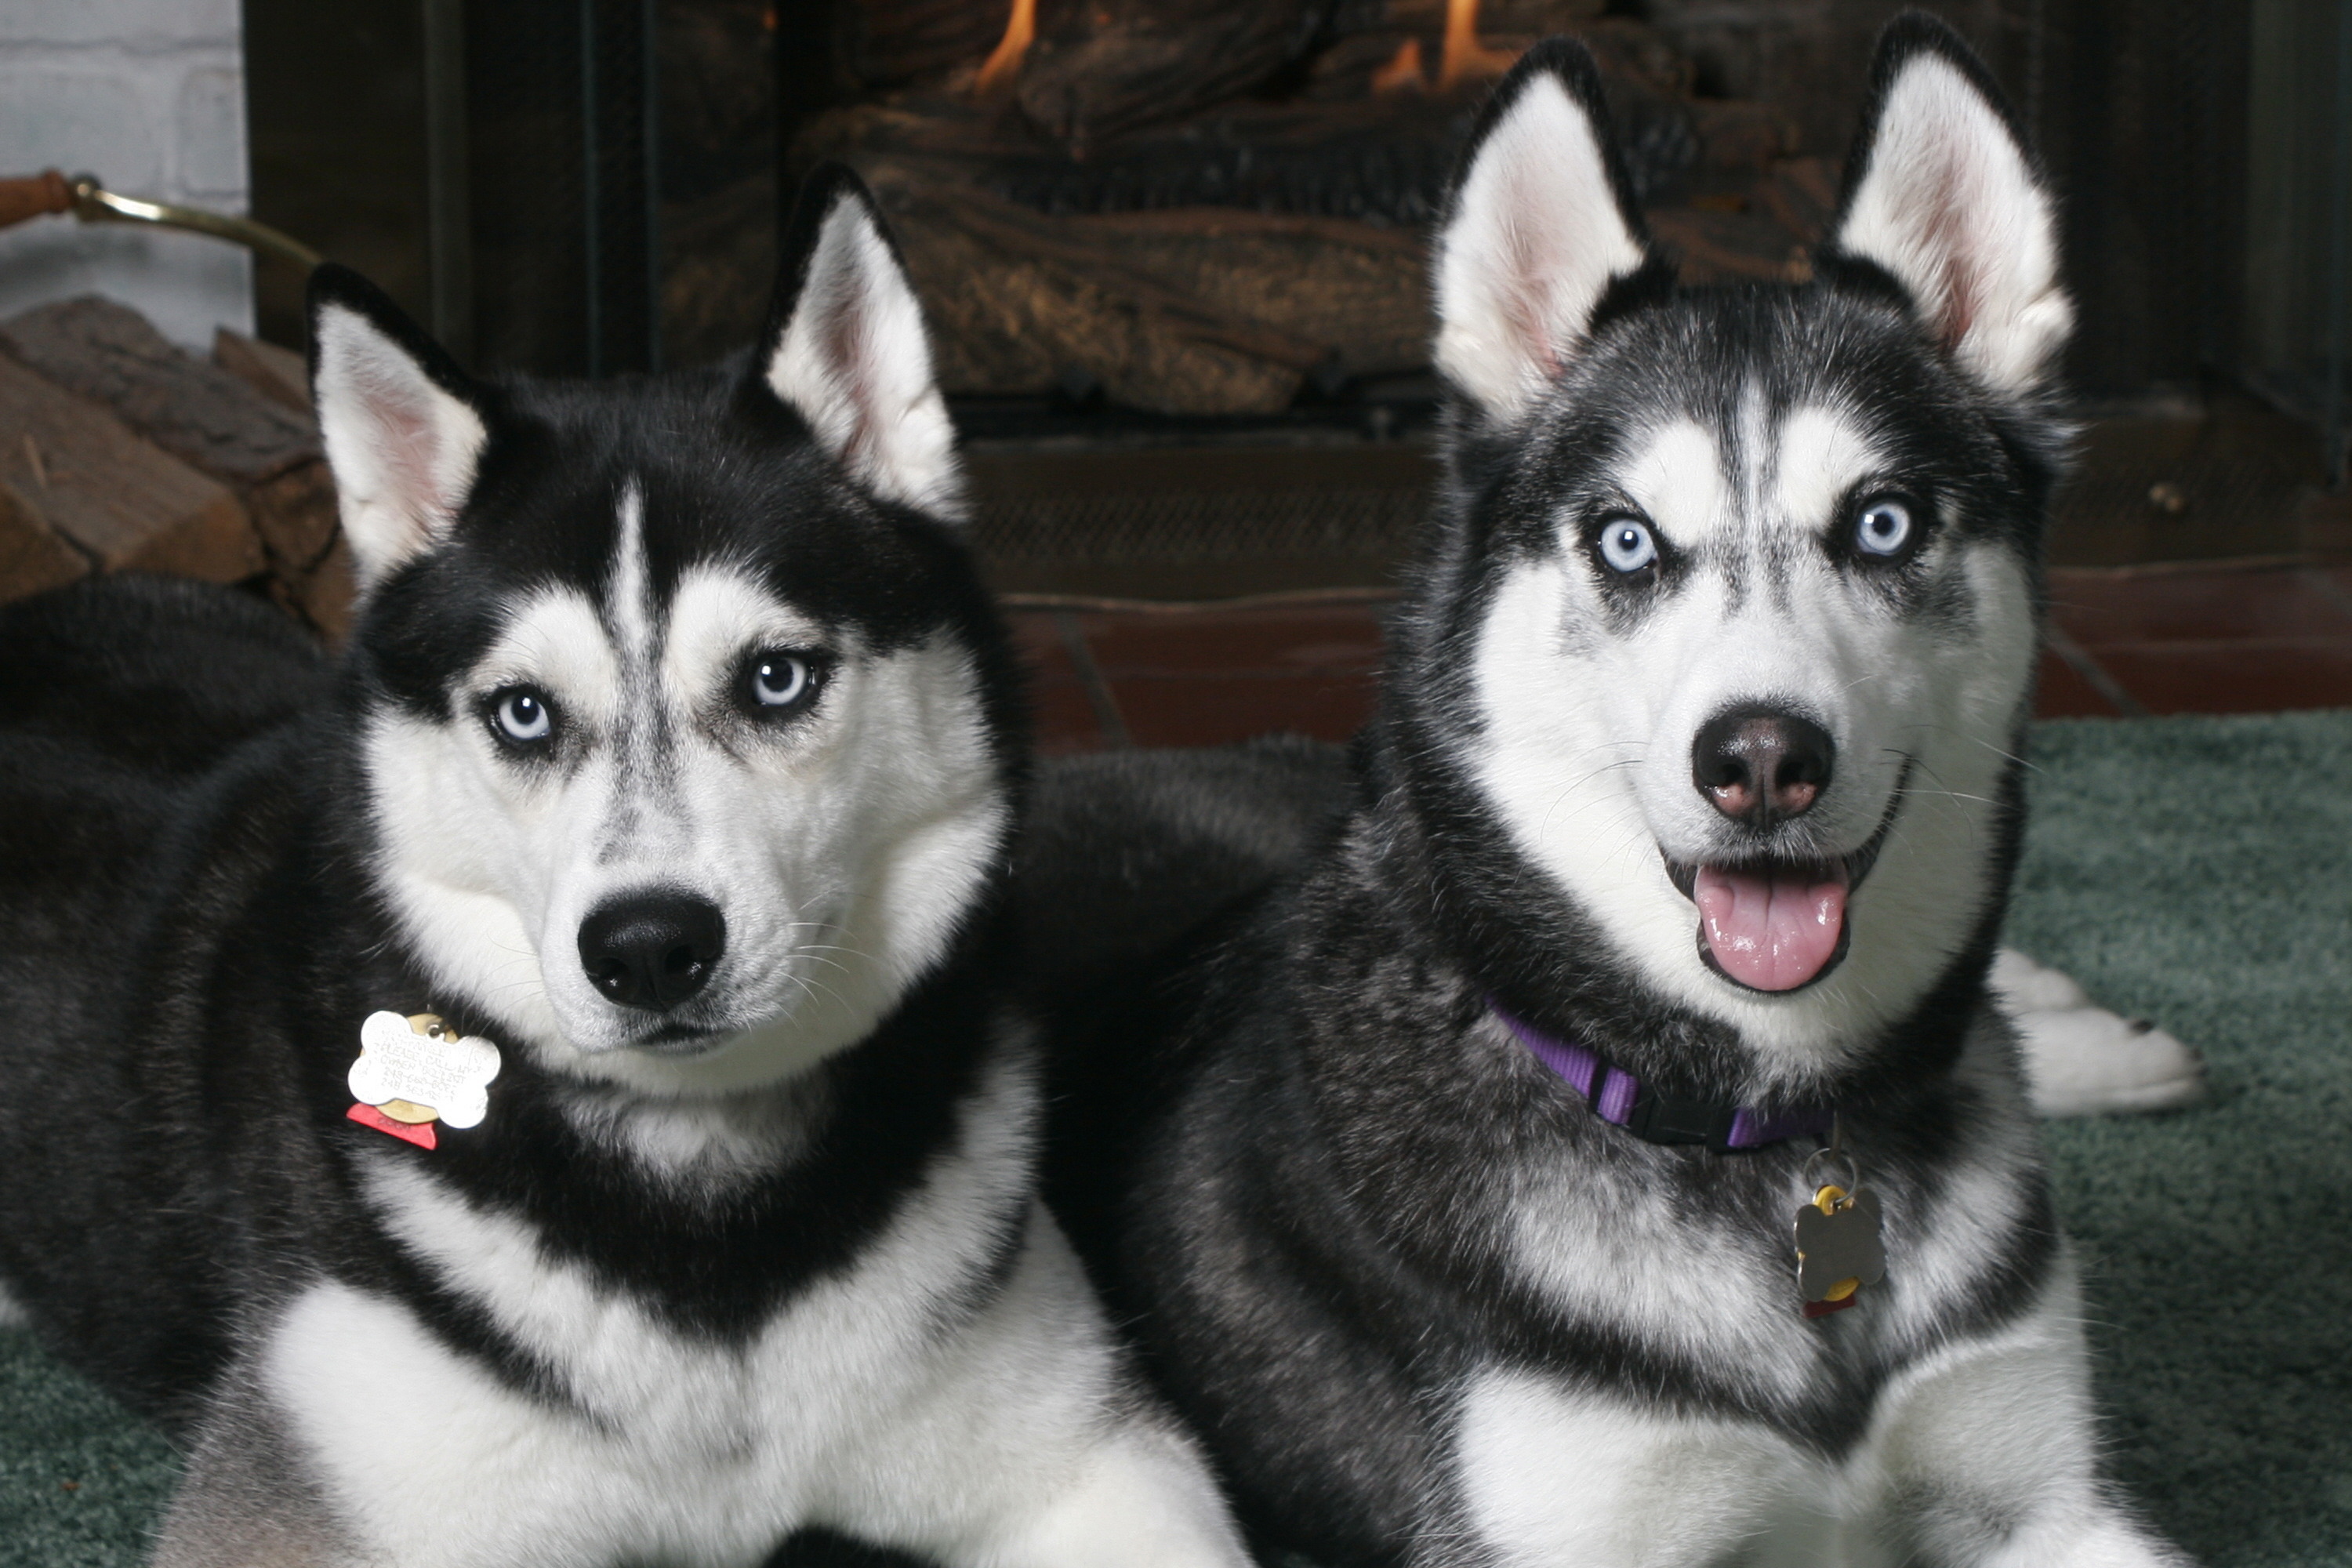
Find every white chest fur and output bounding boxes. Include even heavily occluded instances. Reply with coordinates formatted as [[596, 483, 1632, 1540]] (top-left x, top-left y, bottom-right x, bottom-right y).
[[254, 1054, 1242, 1568], [1450, 1261, 2171, 1568]]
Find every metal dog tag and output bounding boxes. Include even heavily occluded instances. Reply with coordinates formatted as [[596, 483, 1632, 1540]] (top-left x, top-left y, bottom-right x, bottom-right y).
[[347, 1011, 500, 1149], [1795, 1183, 1884, 1318]]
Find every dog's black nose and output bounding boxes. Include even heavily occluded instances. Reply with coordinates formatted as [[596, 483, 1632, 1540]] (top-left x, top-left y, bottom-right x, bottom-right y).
[[578, 892, 727, 1011], [1692, 706, 1835, 828]]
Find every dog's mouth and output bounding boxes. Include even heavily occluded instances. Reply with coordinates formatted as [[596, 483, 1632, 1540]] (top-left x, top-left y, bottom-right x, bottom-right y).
[[1662, 757, 1911, 995], [633, 1020, 728, 1055]]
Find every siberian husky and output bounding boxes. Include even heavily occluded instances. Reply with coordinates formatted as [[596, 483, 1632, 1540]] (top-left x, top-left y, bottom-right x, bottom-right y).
[[1036, 20, 2193, 1567], [0, 168, 1248, 1568]]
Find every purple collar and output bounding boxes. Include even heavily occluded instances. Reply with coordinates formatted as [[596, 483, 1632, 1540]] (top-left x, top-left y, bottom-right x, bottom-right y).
[[1490, 1002, 1835, 1152]]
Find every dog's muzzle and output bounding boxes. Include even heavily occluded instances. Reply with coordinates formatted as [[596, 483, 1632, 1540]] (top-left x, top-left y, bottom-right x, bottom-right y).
[[1663, 756, 1911, 994]]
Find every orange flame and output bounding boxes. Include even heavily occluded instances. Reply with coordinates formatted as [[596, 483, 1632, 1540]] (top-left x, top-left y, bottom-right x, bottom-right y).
[[1438, 0, 1517, 91], [977, 0, 1036, 93], [1371, 37, 1425, 94]]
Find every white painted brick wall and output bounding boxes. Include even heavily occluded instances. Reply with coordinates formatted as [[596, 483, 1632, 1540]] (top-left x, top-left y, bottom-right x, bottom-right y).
[[0, 0, 252, 348]]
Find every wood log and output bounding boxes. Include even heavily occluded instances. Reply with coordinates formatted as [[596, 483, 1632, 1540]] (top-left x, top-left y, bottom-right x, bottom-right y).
[[212, 328, 312, 415], [823, 46, 1704, 222], [860, 157, 1433, 413], [776, 13, 1817, 416], [1066, 207, 1429, 377], [983, 95, 1465, 222], [660, 172, 777, 368], [0, 478, 89, 603], [0, 297, 319, 488], [1691, 100, 1801, 172], [1755, 155, 1837, 243], [838, 0, 1009, 87], [208, 331, 344, 598], [1331, 0, 1605, 35], [2, 303, 333, 611], [922, 193, 1336, 372], [269, 530, 357, 644], [245, 459, 341, 578], [659, 0, 774, 168], [0, 353, 261, 581], [1648, 205, 1810, 285], [872, 173, 1303, 414], [1014, 0, 1323, 152]]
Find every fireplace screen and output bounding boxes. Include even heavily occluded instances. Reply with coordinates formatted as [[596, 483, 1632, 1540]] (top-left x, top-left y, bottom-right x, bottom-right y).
[[245, 0, 2284, 587]]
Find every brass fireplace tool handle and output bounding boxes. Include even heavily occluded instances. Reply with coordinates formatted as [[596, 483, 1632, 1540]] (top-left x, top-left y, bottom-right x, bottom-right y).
[[0, 169, 322, 270]]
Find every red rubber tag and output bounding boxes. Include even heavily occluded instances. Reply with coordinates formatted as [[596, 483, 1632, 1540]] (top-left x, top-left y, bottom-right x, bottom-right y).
[[1800, 1294, 1857, 1319], [347, 1102, 437, 1149]]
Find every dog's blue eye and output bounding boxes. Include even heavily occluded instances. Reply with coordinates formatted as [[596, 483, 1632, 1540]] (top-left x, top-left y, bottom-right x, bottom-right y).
[[1855, 499, 1914, 557], [1598, 518, 1657, 574], [494, 689, 552, 744], [747, 653, 815, 711]]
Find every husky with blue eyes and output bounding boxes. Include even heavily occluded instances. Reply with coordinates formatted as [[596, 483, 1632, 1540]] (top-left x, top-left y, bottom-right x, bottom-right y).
[[0, 167, 1248, 1568], [1036, 19, 2190, 1567]]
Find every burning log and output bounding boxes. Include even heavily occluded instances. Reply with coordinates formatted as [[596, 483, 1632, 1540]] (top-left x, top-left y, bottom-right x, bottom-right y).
[[764, 0, 1834, 416]]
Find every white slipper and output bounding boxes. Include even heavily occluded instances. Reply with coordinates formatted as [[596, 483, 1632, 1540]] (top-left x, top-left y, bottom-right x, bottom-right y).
[[1991, 949, 2208, 1117]]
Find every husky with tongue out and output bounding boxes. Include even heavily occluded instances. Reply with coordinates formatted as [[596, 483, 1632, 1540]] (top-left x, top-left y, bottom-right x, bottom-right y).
[[1035, 17, 2190, 1567]]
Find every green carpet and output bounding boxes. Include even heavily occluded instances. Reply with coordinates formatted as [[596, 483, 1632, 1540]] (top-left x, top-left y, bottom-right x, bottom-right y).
[[4, 710, 2348, 1566], [2012, 711, 2352, 1564]]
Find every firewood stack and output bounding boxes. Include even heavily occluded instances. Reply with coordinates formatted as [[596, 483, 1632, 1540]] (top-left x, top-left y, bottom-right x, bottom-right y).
[[764, 0, 1838, 416], [0, 298, 350, 638]]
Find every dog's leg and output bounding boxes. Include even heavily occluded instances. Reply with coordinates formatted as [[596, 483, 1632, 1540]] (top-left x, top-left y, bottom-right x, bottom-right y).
[[827, 1206, 1251, 1568], [1450, 1367, 1821, 1568], [955, 1417, 1250, 1568], [1991, 949, 2205, 1117], [1870, 1258, 2190, 1566], [152, 1370, 378, 1568]]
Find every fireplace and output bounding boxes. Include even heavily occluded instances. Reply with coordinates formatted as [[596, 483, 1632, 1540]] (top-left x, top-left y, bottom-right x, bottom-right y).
[[244, 0, 2297, 593]]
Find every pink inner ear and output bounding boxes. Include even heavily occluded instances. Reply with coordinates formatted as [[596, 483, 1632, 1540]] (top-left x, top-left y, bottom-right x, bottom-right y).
[[1916, 177, 1982, 351], [361, 365, 456, 524], [385, 407, 446, 519], [1490, 154, 1575, 384], [1503, 235, 1565, 383], [818, 270, 884, 473]]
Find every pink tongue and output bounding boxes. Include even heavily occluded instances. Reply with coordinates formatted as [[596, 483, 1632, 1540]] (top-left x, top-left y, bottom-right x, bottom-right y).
[[1693, 863, 1849, 992]]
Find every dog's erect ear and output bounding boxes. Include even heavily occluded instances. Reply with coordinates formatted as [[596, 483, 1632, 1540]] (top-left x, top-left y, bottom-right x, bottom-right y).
[[310, 266, 490, 590], [1829, 14, 2072, 396], [758, 165, 963, 521], [1432, 39, 1653, 426]]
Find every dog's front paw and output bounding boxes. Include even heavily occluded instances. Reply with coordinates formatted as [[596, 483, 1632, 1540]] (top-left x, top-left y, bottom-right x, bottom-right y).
[[1993, 950, 2205, 1117]]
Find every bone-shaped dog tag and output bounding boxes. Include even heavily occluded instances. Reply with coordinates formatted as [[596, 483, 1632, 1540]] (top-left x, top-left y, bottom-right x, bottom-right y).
[[347, 1011, 500, 1149], [1795, 1184, 1884, 1319]]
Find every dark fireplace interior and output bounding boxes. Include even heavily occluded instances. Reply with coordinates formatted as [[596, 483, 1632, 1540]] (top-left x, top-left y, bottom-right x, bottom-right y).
[[243, 0, 2342, 597]]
